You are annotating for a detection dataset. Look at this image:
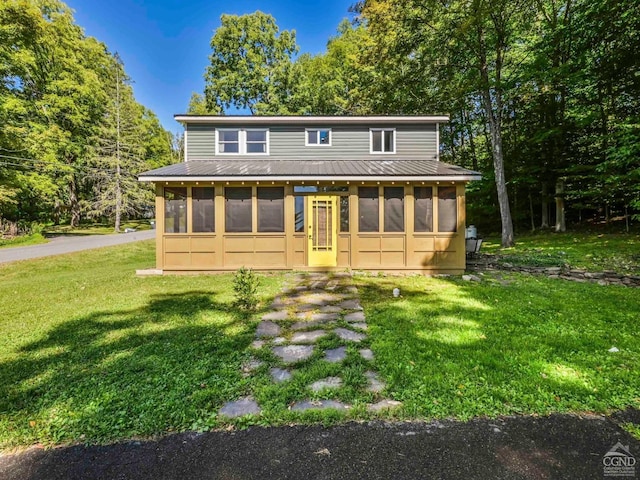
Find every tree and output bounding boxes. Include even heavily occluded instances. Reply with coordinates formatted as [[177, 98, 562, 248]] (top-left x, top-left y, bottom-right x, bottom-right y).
[[204, 11, 299, 114], [187, 92, 221, 115]]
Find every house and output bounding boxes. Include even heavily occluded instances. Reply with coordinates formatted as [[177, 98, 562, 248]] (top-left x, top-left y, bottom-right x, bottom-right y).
[[138, 116, 481, 274]]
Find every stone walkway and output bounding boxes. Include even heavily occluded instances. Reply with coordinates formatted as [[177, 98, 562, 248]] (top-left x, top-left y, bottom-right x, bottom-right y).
[[219, 272, 401, 418]]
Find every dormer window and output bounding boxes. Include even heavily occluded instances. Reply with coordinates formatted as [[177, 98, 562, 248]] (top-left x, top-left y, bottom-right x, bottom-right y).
[[306, 128, 331, 146], [216, 128, 269, 155], [370, 128, 395, 154]]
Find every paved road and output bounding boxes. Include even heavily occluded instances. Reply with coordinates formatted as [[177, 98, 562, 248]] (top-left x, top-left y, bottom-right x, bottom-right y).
[[1, 411, 639, 480], [0, 230, 155, 264]]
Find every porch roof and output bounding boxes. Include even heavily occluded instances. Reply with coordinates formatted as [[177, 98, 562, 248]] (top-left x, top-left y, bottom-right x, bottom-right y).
[[138, 158, 481, 182]]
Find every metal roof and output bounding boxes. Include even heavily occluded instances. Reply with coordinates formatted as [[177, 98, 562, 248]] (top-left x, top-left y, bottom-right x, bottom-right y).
[[174, 115, 450, 125], [138, 158, 481, 182]]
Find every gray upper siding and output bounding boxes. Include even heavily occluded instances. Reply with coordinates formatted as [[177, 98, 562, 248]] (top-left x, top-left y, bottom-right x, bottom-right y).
[[185, 123, 438, 161]]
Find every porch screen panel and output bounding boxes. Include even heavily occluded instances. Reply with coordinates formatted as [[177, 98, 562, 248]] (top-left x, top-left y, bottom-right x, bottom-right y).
[[164, 187, 187, 233], [257, 187, 284, 232], [438, 186, 457, 232], [358, 187, 379, 232], [295, 196, 304, 232], [414, 187, 433, 232], [225, 187, 252, 232], [312, 199, 332, 249], [384, 187, 404, 232], [192, 187, 215, 232], [340, 196, 349, 232]]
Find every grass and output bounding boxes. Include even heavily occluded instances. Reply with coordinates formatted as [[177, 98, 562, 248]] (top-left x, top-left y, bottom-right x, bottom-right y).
[[358, 273, 640, 420], [482, 232, 640, 275], [0, 233, 47, 249], [1, 237, 639, 450]]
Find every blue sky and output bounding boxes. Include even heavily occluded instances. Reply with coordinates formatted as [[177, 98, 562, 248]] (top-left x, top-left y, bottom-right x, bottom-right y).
[[65, 0, 355, 134]]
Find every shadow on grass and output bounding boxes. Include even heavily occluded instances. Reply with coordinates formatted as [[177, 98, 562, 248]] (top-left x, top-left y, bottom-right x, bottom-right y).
[[0, 290, 275, 447], [357, 275, 640, 418]]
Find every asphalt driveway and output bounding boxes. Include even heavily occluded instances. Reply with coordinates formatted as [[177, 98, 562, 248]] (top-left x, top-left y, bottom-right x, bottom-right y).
[[0, 230, 155, 264], [1, 411, 638, 480]]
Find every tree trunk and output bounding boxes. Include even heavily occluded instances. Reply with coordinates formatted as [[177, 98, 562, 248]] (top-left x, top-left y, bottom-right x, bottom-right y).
[[541, 182, 549, 228], [529, 192, 535, 232], [555, 178, 566, 232], [69, 177, 80, 228], [477, 24, 514, 247]]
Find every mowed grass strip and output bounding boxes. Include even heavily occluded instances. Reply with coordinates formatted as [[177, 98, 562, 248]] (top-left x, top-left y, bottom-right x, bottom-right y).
[[0, 241, 283, 449], [358, 273, 640, 419]]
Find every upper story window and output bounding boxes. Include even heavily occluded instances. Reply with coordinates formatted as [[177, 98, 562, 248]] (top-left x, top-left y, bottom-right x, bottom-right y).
[[306, 128, 331, 146], [216, 128, 268, 155], [370, 128, 395, 154]]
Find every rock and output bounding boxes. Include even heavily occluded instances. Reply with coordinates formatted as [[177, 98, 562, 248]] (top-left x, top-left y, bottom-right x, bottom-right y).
[[256, 321, 282, 338], [291, 320, 326, 331], [290, 400, 349, 412], [261, 311, 289, 322], [319, 305, 343, 313], [367, 400, 402, 412], [270, 368, 292, 383], [250, 340, 266, 349], [335, 328, 366, 343], [365, 371, 385, 393], [344, 311, 366, 323], [462, 274, 482, 282], [350, 322, 368, 331], [310, 376, 343, 392], [339, 299, 363, 310], [272, 336, 287, 345], [272, 345, 315, 363], [359, 348, 374, 361], [462, 275, 472, 281], [219, 397, 261, 418], [324, 346, 347, 363], [242, 359, 263, 374], [310, 312, 339, 322], [290, 330, 327, 344]]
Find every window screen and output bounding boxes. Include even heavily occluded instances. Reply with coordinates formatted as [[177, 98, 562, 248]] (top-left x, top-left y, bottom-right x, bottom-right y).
[[371, 129, 394, 153], [358, 187, 379, 232], [307, 129, 331, 145], [295, 196, 304, 232], [414, 187, 433, 232], [218, 130, 239, 153], [340, 196, 349, 232], [257, 187, 284, 232], [438, 186, 457, 232], [225, 187, 252, 232], [384, 187, 404, 232], [192, 187, 215, 233], [246, 130, 267, 153], [164, 187, 187, 233]]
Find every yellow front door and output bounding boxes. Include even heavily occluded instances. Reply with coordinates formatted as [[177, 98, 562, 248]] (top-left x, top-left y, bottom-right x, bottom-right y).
[[307, 195, 338, 267]]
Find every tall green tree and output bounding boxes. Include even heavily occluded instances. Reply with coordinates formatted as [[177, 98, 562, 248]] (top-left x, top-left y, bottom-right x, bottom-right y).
[[204, 11, 299, 114]]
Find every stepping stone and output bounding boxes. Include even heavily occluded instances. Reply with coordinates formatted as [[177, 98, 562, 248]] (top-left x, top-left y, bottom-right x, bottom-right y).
[[334, 328, 367, 343], [333, 272, 351, 278], [310, 312, 339, 322], [350, 322, 368, 331], [270, 367, 292, 383], [256, 320, 281, 338], [261, 311, 289, 322], [291, 320, 325, 331], [290, 400, 349, 412], [251, 340, 266, 349], [324, 346, 347, 363], [310, 281, 326, 290], [273, 336, 287, 345], [291, 330, 327, 344], [219, 397, 261, 418], [296, 304, 317, 313], [273, 345, 315, 364], [294, 285, 308, 292], [242, 358, 264, 374], [319, 305, 343, 313], [345, 285, 358, 294], [359, 349, 374, 361], [367, 399, 402, 412], [310, 376, 343, 392], [344, 311, 366, 322], [339, 299, 363, 310], [270, 298, 289, 310], [365, 371, 385, 393], [296, 294, 328, 306], [325, 280, 339, 291]]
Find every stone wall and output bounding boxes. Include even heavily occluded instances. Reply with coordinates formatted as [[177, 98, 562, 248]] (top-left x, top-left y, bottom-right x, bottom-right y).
[[467, 257, 640, 287]]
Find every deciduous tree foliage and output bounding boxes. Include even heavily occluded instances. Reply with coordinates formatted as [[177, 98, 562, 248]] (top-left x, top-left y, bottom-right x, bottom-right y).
[[0, 0, 173, 230]]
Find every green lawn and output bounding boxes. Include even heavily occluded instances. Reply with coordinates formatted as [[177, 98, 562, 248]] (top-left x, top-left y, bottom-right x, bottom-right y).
[[358, 274, 640, 419], [482, 232, 640, 275], [1, 239, 639, 450]]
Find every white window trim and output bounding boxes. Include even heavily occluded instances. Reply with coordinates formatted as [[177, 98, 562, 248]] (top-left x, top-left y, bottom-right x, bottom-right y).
[[215, 128, 269, 155], [305, 128, 332, 147], [370, 128, 396, 154]]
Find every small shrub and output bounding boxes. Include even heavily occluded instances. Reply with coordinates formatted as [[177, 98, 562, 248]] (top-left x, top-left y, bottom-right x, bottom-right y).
[[233, 267, 260, 312]]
